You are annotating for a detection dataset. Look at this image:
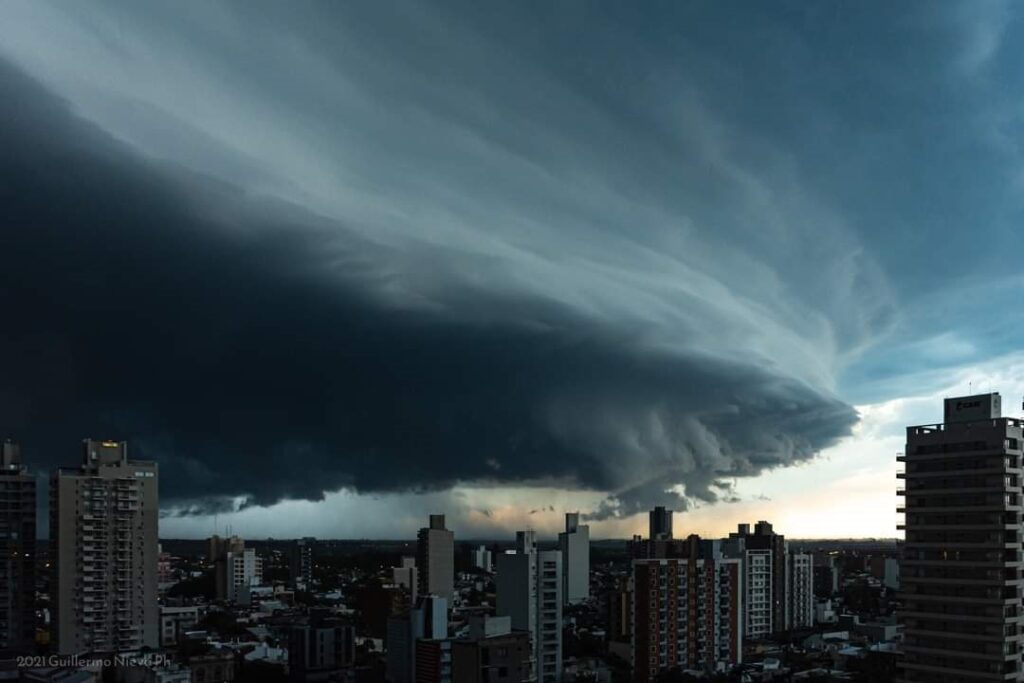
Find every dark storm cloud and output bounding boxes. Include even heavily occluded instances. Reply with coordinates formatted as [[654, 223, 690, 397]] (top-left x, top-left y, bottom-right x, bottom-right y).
[[0, 60, 857, 515]]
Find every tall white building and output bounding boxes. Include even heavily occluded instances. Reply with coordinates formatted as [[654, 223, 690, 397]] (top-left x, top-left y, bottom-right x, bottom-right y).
[[557, 513, 589, 605], [393, 556, 419, 601], [51, 439, 159, 653], [226, 547, 263, 605], [471, 545, 493, 573], [787, 552, 813, 630], [496, 531, 563, 683], [741, 548, 772, 639], [723, 522, 809, 636]]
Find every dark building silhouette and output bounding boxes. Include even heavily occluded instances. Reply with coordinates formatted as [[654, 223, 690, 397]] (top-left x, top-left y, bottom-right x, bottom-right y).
[[0, 441, 35, 656], [451, 616, 531, 683], [289, 610, 356, 682], [897, 392, 1023, 682], [290, 537, 316, 590], [416, 514, 454, 602], [648, 506, 673, 540]]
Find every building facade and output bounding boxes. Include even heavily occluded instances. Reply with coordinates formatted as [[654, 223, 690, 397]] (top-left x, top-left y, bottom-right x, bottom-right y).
[[290, 537, 315, 591], [209, 535, 245, 601], [386, 596, 448, 683], [0, 440, 35, 655], [394, 556, 419, 602], [451, 616, 531, 683], [160, 606, 202, 648], [648, 507, 673, 541], [788, 552, 814, 630], [289, 611, 356, 682], [496, 531, 563, 683], [417, 515, 454, 603], [51, 439, 159, 653], [558, 513, 590, 605], [897, 392, 1024, 682], [225, 547, 263, 605], [724, 521, 803, 636], [632, 556, 743, 681], [471, 546, 493, 574]]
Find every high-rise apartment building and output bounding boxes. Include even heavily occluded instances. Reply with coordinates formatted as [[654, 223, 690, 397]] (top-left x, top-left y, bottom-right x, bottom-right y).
[[289, 609, 356, 682], [649, 507, 673, 541], [417, 515, 454, 603], [290, 537, 315, 591], [897, 392, 1024, 682], [387, 595, 448, 683], [788, 552, 814, 631], [724, 521, 800, 636], [225, 547, 263, 605], [471, 546, 493, 574], [51, 439, 159, 653], [0, 441, 35, 655], [632, 552, 743, 680], [496, 531, 563, 683], [394, 557, 419, 602], [558, 512, 589, 605], [209, 535, 246, 601]]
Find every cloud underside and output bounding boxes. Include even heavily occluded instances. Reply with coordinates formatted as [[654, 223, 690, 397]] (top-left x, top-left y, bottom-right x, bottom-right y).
[[0, 57, 859, 518]]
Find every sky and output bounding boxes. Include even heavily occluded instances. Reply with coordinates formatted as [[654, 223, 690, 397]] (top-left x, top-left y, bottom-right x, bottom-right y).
[[1, 1, 1023, 540]]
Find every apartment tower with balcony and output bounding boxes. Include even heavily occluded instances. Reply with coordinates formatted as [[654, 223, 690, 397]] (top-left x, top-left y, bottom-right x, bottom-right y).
[[51, 439, 159, 654], [631, 541, 743, 681], [496, 531, 563, 683], [898, 392, 1024, 682]]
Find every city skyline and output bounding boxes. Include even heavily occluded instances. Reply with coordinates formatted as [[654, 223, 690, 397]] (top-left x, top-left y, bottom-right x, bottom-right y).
[[2, 1, 1024, 541]]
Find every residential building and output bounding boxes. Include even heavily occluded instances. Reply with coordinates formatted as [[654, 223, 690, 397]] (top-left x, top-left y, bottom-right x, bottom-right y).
[[648, 507, 673, 540], [869, 556, 900, 591], [897, 392, 1024, 682], [209, 535, 245, 601], [387, 596, 448, 683], [289, 610, 356, 682], [558, 513, 589, 605], [607, 576, 632, 643], [394, 557, 419, 602], [160, 605, 202, 647], [51, 439, 159, 654], [632, 551, 743, 681], [724, 521, 795, 635], [290, 537, 316, 591], [739, 548, 772, 639], [416, 638, 452, 683], [496, 531, 563, 683], [471, 546, 493, 574], [417, 515, 454, 603], [225, 547, 263, 605], [451, 616, 531, 683], [157, 545, 174, 587], [813, 553, 839, 599], [0, 440, 35, 655], [788, 552, 814, 630]]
